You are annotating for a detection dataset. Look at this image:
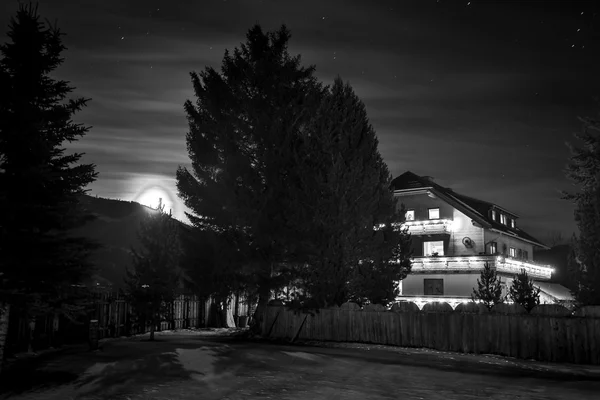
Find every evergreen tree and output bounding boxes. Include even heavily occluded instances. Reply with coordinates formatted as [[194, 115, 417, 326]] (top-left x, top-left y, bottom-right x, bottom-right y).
[[292, 77, 412, 308], [508, 269, 540, 312], [471, 262, 504, 310], [176, 25, 324, 332], [0, 3, 98, 365], [124, 201, 182, 341], [562, 111, 600, 305]]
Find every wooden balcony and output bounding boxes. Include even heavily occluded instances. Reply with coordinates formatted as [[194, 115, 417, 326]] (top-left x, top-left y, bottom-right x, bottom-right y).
[[401, 219, 452, 235], [408, 255, 553, 280]]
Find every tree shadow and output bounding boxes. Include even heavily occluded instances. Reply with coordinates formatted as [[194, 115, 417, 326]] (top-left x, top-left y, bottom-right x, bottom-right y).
[[0, 359, 80, 397], [74, 350, 195, 397]]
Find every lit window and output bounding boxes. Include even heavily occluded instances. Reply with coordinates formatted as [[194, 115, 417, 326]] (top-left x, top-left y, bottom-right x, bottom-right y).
[[424, 279, 444, 295], [424, 241, 444, 256], [405, 210, 415, 221], [510, 219, 516, 228], [500, 214, 507, 225], [489, 242, 497, 254], [428, 208, 440, 219], [509, 247, 516, 257], [491, 209, 497, 221]]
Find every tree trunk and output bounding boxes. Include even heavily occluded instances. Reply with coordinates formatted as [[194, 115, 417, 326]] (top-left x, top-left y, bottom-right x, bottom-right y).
[[250, 288, 270, 336], [234, 291, 240, 327], [0, 302, 11, 375], [149, 318, 155, 341], [28, 318, 36, 353]]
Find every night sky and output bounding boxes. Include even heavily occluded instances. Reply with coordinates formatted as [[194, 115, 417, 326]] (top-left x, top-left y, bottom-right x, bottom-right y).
[[2, 0, 599, 243]]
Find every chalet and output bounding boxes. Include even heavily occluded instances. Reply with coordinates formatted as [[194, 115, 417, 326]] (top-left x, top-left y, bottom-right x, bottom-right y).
[[391, 171, 574, 309]]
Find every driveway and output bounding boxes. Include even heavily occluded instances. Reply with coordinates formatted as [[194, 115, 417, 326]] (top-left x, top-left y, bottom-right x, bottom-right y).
[[2, 330, 600, 399]]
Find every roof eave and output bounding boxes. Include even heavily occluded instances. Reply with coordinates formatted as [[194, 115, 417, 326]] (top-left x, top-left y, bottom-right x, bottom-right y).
[[488, 228, 550, 250]]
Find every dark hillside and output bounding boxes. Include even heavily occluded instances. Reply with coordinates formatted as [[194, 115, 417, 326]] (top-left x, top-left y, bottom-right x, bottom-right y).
[[74, 195, 188, 291]]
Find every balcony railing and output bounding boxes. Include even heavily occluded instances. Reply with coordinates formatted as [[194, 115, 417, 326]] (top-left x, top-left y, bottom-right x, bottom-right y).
[[401, 219, 452, 235], [408, 255, 553, 280]]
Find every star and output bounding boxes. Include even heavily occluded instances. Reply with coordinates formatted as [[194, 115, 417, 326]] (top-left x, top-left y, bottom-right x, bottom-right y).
[[121, 36, 125, 40]]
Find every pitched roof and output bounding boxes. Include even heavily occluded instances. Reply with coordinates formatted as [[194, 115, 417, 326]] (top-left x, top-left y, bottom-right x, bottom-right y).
[[390, 171, 549, 249]]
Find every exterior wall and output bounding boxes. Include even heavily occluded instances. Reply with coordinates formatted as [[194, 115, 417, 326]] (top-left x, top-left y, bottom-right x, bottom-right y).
[[395, 192, 485, 257], [400, 274, 558, 304], [402, 273, 480, 297], [448, 208, 485, 256], [396, 192, 453, 220], [483, 230, 535, 260]]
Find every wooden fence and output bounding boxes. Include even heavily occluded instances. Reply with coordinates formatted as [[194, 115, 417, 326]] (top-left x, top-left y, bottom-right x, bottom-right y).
[[262, 301, 600, 365], [5, 291, 251, 356]]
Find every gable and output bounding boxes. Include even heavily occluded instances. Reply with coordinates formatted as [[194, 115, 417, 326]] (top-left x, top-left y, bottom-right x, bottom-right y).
[[391, 171, 548, 249]]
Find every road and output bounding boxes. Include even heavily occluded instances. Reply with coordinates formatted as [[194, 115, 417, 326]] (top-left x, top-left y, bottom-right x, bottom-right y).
[[1, 330, 600, 399]]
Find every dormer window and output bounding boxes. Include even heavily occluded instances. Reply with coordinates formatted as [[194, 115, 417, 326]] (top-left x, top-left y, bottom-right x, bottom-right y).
[[405, 210, 415, 221], [510, 219, 515, 228], [500, 214, 507, 225], [428, 208, 440, 219], [491, 209, 497, 221]]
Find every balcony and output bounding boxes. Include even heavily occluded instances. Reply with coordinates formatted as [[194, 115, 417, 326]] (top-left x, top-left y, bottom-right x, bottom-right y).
[[401, 219, 452, 235], [408, 255, 553, 280]]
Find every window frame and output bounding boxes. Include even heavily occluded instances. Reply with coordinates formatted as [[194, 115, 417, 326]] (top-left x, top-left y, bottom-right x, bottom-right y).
[[500, 214, 507, 225], [424, 279, 444, 296], [405, 209, 415, 221], [509, 247, 516, 257], [489, 241, 497, 255], [428, 207, 440, 220], [423, 240, 445, 256]]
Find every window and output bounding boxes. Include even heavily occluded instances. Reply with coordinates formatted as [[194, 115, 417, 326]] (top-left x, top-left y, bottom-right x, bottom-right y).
[[424, 279, 444, 295], [428, 208, 440, 219], [424, 241, 444, 256], [405, 210, 415, 221], [509, 247, 516, 257], [491, 209, 497, 221], [517, 249, 522, 258], [510, 219, 516, 228], [500, 214, 507, 225], [489, 241, 497, 254], [523, 250, 528, 260]]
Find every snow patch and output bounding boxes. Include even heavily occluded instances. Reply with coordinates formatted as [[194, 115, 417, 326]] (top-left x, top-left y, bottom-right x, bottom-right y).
[[83, 361, 119, 375], [280, 351, 323, 361]]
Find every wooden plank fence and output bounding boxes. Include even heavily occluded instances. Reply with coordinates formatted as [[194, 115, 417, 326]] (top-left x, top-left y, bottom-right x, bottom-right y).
[[4, 291, 251, 356], [263, 301, 600, 365]]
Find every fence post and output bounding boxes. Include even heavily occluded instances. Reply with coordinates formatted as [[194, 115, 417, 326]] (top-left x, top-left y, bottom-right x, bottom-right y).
[[89, 320, 99, 351]]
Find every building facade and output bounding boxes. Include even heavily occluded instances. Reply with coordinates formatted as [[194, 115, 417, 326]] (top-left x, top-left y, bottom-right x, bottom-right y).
[[391, 171, 573, 309]]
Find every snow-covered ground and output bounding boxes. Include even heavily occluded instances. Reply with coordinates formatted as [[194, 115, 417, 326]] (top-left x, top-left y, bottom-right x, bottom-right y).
[[3, 331, 600, 400]]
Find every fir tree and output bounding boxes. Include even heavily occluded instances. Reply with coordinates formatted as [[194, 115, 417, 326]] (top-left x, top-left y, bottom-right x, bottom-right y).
[[0, 3, 98, 366], [176, 25, 324, 332], [508, 269, 540, 312], [124, 202, 182, 341], [471, 262, 504, 310], [292, 77, 412, 308], [562, 110, 600, 306]]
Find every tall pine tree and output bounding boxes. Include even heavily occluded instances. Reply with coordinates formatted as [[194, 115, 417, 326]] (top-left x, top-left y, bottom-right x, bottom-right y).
[[0, 3, 98, 366], [292, 77, 412, 308], [508, 269, 540, 312], [124, 201, 182, 341], [471, 262, 504, 310], [563, 110, 600, 306], [176, 25, 324, 331]]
